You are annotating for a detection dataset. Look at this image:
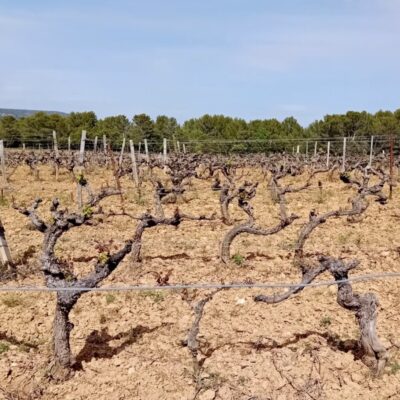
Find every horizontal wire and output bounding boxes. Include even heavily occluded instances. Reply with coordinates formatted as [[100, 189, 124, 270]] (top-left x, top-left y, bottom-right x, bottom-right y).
[[3, 135, 397, 145], [1, 272, 400, 292]]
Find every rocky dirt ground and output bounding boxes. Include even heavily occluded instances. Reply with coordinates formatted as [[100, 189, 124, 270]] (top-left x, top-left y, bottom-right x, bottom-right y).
[[0, 164, 400, 400]]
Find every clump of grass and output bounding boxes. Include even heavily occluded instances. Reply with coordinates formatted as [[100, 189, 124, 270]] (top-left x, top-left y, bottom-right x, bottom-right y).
[[337, 232, 351, 245], [1, 294, 24, 308], [139, 290, 165, 303], [314, 188, 334, 204], [82, 204, 93, 218], [320, 316, 332, 327], [18, 344, 30, 353], [105, 294, 116, 304], [133, 191, 147, 206], [279, 241, 296, 251], [0, 341, 10, 354], [202, 371, 226, 389], [389, 361, 400, 375], [232, 253, 245, 266], [0, 197, 9, 207]]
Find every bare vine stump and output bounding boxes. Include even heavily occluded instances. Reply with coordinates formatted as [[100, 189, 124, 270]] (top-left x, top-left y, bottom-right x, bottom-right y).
[[321, 256, 388, 375], [48, 300, 75, 381]]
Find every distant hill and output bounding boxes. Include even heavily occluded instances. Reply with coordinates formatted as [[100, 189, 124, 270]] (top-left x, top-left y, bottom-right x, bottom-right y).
[[0, 108, 68, 118]]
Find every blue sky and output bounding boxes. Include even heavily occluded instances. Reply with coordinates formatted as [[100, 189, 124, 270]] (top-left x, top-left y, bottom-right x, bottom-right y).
[[0, 0, 399, 125]]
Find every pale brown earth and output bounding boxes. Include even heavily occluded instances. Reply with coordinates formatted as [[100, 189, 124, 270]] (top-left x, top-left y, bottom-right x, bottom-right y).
[[0, 164, 400, 400]]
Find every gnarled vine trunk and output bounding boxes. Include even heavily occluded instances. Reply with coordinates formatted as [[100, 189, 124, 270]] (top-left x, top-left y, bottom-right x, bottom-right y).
[[51, 299, 75, 379], [324, 256, 388, 374]]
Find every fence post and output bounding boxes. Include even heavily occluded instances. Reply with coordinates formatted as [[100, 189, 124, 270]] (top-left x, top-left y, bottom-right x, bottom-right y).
[[93, 136, 98, 153], [79, 130, 86, 166], [0, 140, 7, 184], [119, 136, 126, 166], [103, 135, 107, 154], [369, 136, 374, 167], [177, 141, 181, 153], [22, 143, 26, 151], [183, 143, 187, 154], [53, 130, 60, 181], [163, 138, 167, 163], [144, 139, 149, 162], [129, 140, 139, 186], [53, 130, 59, 158], [326, 141, 331, 168], [314, 141, 318, 157], [68, 136, 71, 152], [305, 141, 309, 158], [342, 137, 347, 172], [389, 135, 394, 199], [76, 131, 87, 210]]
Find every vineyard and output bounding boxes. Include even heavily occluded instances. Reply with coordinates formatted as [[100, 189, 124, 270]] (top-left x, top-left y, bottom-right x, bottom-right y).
[[0, 143, 399, 400]]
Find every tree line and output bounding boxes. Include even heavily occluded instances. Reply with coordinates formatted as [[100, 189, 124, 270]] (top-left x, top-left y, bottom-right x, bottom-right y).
[[0, 109, 399, 153]]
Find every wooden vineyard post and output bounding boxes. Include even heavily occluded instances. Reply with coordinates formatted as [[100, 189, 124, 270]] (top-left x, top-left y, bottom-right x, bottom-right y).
[[144, 139, 149, 162], [68, 136, 71, 153], [129, 140, 139, 186], [119, 136, 126, 167], [173, 136, 177, 153], [369, 136, 374, 167], [94, 136, 98, 153], [0, 220, 12, 265], [296, 145, 300, 155], [79, 130, 86, 165], [177, 141, 181, 153], [53, 130, 59, 158], [0, 140, 7, 185], [103, 135, 107, 154], [183, 143, 187, 154], [22, 143, 26, 151], [163, 138, 167, 164], [342, 137, 347, 172], [53, 131, 60, 181], [305, 141, 309, 159], [326, 141, 331, 168], [389, 135, 394, 199], [314, 141, 318, 157], [76, 130, 86, 209]]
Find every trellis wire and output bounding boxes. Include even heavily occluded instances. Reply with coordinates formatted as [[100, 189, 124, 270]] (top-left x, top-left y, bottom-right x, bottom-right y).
[[5, 139, 398, 163], [1, 271, 400, 292], [4, 135, 397, 145]]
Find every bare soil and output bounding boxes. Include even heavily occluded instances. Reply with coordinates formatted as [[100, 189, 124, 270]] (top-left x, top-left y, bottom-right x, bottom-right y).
[[0, 165, 400, 400]]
